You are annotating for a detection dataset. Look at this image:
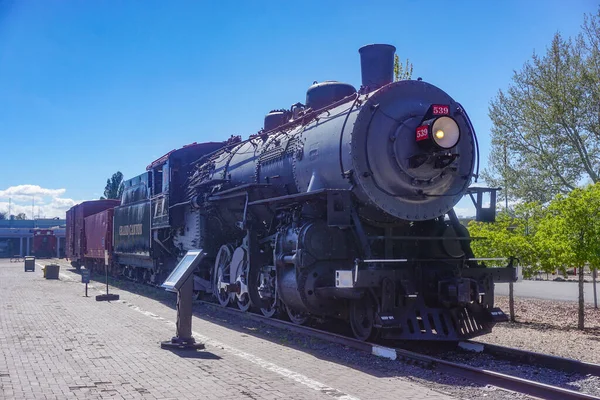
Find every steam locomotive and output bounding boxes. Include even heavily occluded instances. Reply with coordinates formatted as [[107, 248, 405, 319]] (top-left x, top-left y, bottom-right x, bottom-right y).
[[67, 44, 516, 341]]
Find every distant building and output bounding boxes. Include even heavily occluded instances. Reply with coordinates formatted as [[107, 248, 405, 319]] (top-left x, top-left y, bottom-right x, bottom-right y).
[[0, 219, 66, 258], [0, 218, 66, 229]]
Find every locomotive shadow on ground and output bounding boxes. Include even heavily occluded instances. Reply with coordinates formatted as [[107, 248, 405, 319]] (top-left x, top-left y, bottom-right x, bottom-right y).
[[67, 266, 590, 391]]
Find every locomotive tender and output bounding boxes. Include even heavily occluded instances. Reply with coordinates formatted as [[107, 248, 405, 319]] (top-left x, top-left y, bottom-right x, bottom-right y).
[[68, 44, 515, 341]]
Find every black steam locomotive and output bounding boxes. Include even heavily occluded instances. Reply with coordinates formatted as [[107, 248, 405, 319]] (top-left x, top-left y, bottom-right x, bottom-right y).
[[76, 44, 516, 341]]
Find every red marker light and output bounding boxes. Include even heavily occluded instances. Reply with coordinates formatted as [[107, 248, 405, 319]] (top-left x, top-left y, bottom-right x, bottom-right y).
[[432, 105, 449, 115], [416, 125, 429, 141]]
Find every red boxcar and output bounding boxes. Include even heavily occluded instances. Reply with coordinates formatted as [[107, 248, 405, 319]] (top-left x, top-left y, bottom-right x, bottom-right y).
[[66, 200, 120, 268], [32, 229, 57, 258], [84, 208, 114, 264]]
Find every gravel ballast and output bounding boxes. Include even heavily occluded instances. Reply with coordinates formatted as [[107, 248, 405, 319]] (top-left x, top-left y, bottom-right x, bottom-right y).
[[479, 294, 600, 363]]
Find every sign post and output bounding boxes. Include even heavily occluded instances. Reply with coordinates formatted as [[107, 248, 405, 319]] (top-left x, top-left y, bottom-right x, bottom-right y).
[[160, 249, 206, 350], [96, 250, 119, 302], [81, 268, 91, 297]]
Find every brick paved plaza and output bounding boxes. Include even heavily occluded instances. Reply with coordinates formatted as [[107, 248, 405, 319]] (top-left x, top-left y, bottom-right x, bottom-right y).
[[0, 259, 453, 399]]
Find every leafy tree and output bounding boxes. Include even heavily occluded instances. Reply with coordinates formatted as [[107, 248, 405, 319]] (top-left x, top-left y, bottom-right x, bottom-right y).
[[483, 8, 600, 203], [535, 183, 600, 329], [394, 54, 413, 81], [0, 212, 6, 220], [101, 171, 124, 200], [14, 213, 27, 220], [469, 202, 545, 321], [469, 202, 543, 270]]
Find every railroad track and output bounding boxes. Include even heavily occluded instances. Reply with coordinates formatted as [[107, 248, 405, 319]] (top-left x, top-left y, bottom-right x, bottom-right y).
[[197, 300, 600, 400], [55, 260, 600, 399], [465, 340, 600, 377]]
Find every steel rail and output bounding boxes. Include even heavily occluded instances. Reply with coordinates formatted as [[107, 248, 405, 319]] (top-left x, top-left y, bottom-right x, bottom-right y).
[[467, 340, 600, 377], [197, 300, 599, 400], [393, 347, 599, 400]]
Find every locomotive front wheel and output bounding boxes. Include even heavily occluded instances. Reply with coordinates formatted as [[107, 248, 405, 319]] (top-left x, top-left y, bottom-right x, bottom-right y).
[[349, 295, 379, 341], [236, 293, 251, 312], [285, 305, 308, 325]]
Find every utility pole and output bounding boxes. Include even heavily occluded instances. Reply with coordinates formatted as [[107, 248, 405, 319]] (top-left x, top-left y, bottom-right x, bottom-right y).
[[503, 141, 508, 211], [503, 140, 515, 321]]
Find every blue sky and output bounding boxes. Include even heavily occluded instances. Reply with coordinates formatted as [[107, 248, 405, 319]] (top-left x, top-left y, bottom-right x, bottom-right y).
[[0, 0, 597, 218]]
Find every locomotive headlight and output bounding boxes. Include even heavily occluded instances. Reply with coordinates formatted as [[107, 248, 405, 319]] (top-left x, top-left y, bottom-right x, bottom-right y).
[[431, 117, 460, 149], [416, 116, 460, 150]]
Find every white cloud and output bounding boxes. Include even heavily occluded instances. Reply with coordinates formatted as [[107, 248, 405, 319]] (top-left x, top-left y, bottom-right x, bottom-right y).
[[0, 185, 66, 202], [51, 197, 78, 207], [0, 185, 81, 219]]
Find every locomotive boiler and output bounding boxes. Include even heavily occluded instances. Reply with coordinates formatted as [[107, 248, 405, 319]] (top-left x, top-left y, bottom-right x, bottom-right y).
[[180, 44, 516, 341]]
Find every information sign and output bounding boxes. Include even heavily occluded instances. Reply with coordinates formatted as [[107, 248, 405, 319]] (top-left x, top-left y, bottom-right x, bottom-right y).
[[81, 269, 91, 284], [161, 250, 205, 293]]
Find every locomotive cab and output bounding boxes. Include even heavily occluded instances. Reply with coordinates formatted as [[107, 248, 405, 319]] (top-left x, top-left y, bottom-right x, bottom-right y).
[[147, 142, 225, 229]]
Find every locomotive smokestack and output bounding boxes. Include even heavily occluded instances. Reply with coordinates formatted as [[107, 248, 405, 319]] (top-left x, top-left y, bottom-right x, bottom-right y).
[[358, 44, 396, 92]]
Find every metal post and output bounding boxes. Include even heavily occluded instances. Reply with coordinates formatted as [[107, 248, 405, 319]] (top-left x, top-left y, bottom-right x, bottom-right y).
[[161, 275, 204, 350], [96, 255, 119, 301], [177, 275, 194, 340], [508, 281, 515, 322], [26, 237, 30, 256], [593, 269, 598, 310], [578, 264, 585, 330], [85, 283, 88, 297]]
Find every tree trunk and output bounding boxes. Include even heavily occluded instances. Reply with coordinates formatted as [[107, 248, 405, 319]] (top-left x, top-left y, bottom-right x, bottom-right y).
[[593, 269, 598, 310], [578, 265, 585, 330], [509, 281, 515, 322]]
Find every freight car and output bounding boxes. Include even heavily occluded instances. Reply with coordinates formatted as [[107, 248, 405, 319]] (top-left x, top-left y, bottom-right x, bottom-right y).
[[66, 200, 120, 269], [83, 207, 115, 272], [32, 229, 57, 258]]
